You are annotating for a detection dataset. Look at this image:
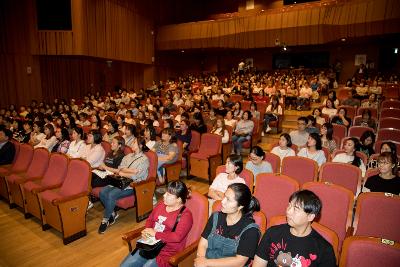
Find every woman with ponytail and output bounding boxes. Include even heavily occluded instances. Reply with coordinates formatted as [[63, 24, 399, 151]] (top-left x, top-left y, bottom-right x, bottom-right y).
[[195, 183, 261, 267]]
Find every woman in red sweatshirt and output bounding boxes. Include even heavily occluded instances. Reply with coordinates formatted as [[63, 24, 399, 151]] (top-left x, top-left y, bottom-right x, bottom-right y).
[[120, 181, 193, 267]]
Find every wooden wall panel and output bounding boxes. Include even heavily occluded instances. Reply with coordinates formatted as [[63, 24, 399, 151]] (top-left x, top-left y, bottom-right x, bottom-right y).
[[156, 0, 400, 50]]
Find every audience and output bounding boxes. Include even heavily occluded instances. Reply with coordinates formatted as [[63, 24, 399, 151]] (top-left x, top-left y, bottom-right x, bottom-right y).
[[332, 137, 366, 176], [297, 133, 326, 167], [271, 133, 296, 161]]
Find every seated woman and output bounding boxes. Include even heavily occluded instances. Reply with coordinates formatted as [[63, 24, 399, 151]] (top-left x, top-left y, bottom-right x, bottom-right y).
[[263, 96, 282, 134], [363, 152, 400, 195], [66, 127, 86, 158], [224, 110, 237, 130], [305, 115, 319, 134], [232, 102, 244, 119], [355, 109, 376, 130], [34, 123, 57, 151], [103, 120, 120, 143], [232, 111, 254, 155], [246, 146, 273, 183], [312, 108, 326, 126], [321, 99, 337, 119], [92, 136, 125, 189], [195, 183, 261, 267], [361, 93, 379, 109], [320, 123, 337, 154], [143, 126, 157, 151], [175, 119, 192, 152], [297, 133, 326, 167], [250, 102, 260, 120], [208, 155, 246, 201], [331, 107, 351, 128], [359, 130, 375, 158], [368, 141, 398, 169], [190, 112, 207, 134], [210, 117, 229, 144], [29, 121, 45, 147], [271, 133, 296, 161], [51, 127, 70, 154], [323, 90, 340, 107], [123, 124, 137, 147], [332, 137, 366, 176], [120, 181, 193, 267], [152, 128, 178, 184], [99, 137, 149, 234], [81, 130, 106, 169]]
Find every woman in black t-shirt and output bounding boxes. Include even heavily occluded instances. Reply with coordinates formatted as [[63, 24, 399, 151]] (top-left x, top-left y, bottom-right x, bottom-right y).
[[364, 152, 400, 195], [195, 183, 261, 267], [91, 136, 125, 188]]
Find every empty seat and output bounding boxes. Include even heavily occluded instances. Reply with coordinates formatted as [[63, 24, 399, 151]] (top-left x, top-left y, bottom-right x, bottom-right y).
[[254, 173, 299, 223], [333, 124, 347, 144], [190, 133, 222, 183], [24, 153, 69, 221], [377, 128, 400, 143], [339, 236, 400, 267], [40, 158, 91, 244], [281, 156, 318, 185], [352, 192, 400, 242], [0, 144, 34, 201], [302, 182, 354, 248], [381, 99, 400, 109], [6, 148, 50, 208], [381, 108, 400, 119], [319, 162, 362, 195], [378, 117, 400, 130]]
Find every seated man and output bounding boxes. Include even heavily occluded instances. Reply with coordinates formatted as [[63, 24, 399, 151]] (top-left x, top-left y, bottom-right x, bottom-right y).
[[0, 127, 15, 166], [253, 190, 336, 267]]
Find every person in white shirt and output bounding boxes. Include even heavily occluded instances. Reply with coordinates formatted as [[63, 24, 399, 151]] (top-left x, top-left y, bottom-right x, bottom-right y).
[[332, 137, 366, 176], [208, 155, 246, 201], [29, 121, 46, 147], [321, 99, 338, 119], [80, 130, 105, 168], [271, 133, 296, 162], [297, 133, 326, 167], [66, 127, 86, 158], [224, 110, 237, 130], [210, 117, 229, 144], [34, 123, 57, 151], [289, 117, 309, 148], [123, 124, 137, 147]]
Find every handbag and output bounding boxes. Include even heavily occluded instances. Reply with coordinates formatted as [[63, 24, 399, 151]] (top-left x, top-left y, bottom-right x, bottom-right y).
[[135, 206, 186, 259], [107, 175, 132, 189], [106, 155, 144, 189]]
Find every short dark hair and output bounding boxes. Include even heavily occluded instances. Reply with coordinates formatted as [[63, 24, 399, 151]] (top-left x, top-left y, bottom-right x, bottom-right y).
[[298, 116, 308, 124], [228, 154, 243, 174], [280, 133, 292, 147], [90, 129, 102, 144], [167, 181, 190, 204], [250, 146, 265, 159], [0, 127, 13, 139], [309, 132, 322, 150], [289, 190, 322, 217]]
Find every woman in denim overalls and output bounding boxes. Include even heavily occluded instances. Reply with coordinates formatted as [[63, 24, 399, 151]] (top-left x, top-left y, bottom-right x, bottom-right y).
[[194, 183, 261, 267]]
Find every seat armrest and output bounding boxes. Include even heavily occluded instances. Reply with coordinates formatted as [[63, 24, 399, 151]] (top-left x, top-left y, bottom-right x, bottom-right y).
[[169, 240, 200, 266], [130, 178, 155, 188], [52, 191, 89, 205], [32, 183, 63, 194], [345, 226, 354, 238], [122, 226, 146, 241]]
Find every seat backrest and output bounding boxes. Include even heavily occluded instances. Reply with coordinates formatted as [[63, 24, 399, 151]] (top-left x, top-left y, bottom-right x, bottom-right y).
[[184, 191, 208, 247], [356, 107, 378, 118], [242, 100, 251, 111], [41, 153, 69, 187], [144, 151, 158, 180], [10, 139, 20, 164], [264, 152, 281, 173], [381, 99, 400, 109], [333, 124, 347, 143], [101, 141, 111, 155], [197, 133, 221, 156], [378, 117, 400, 130], [216, 165, 254, 191], [268, 215, 340, 261], [377, 128, 400, 143], [381, 108, 400, 119], [25, 148, 50, 178], [339, 236, 400, 267], [374, 140, 400, 156], [254, 173, 300, 223], [124, 146, 133, 155], [353, 192, 400, 243], [302, 182, 354, 247], [319, 162, 361, 195], [59, 159, 91, 196], [348, 126, 375, 139], [11, 144, 34, 172], [281, 156, 318, 185], [188, 130, 201, 152]]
